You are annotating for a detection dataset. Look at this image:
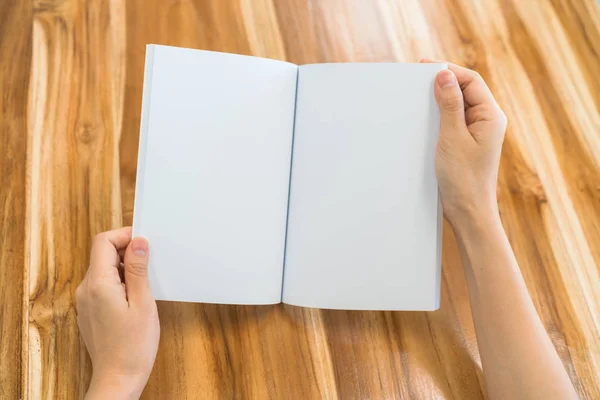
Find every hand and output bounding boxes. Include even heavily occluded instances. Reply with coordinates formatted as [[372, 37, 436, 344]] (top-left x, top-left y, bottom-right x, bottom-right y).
[[423, 60, 507, 226], [76, 227, 160, 400]]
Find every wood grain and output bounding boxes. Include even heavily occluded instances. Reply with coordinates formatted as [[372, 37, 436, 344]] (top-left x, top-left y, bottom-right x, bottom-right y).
[[0, 1, 31, 398], [0, 0, 598, 398]]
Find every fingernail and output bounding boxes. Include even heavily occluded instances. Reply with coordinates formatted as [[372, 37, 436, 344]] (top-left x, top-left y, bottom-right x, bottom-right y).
[[437, 70, 456, 88], [131, 237, 148, 257]]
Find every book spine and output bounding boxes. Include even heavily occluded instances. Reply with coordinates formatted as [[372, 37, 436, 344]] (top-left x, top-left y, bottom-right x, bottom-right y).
[[280, 66, 300, 302]]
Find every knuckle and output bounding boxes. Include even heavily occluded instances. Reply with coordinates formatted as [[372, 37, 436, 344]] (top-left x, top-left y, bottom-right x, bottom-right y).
[[126, 262, 148, 277], [443, 96, 464, 112], [75, 286, 85, 308], [499, 109, 508, 126], [470, 104, 492, 122], [494, 107, 508, 131], [88, 282, 104, 299], [478, 103, 491, 114], [92, 233, 105, 246], [469, 105, 486, 121], [75, 285, 83, 301]]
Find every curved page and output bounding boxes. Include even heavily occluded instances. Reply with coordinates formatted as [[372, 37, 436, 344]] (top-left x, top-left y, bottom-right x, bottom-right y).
[[282, 63, 444, 310], [133, 45, 298, 304]]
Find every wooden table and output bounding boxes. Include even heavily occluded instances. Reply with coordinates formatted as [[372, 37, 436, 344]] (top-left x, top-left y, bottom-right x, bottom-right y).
[[1, 0, 599, 398]]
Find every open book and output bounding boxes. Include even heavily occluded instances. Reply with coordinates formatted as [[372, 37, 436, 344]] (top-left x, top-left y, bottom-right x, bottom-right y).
[[132, 45, 445, 311]]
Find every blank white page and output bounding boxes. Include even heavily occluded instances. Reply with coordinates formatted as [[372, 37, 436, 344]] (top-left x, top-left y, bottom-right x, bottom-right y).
[[282, 63, 445, 310], [133, 45, 298, 304]]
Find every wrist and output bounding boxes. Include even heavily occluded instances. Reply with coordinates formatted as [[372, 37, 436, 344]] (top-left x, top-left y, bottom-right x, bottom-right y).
[[446, 198, 501, 236], [86, 372, 147, 400]]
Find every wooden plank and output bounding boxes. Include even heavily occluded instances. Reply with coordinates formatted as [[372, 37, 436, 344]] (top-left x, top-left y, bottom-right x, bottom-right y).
[[26, 0, 126, 398], [4, 0, 597, 398], [0, 1, 31, 398]]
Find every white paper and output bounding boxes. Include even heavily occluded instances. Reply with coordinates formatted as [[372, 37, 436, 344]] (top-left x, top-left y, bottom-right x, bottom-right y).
[[133, 45, 298, 304], [282, 63, 445, 310]]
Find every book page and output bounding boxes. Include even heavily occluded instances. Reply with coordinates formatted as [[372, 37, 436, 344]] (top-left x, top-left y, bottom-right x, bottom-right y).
[[133, 45, 297, 304], [282, 63, 445, 310]]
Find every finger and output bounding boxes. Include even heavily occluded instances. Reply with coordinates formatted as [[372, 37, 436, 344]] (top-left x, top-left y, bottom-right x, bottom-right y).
[[103, 226, 132, 248], [434, 69, 466, 131], [421, 59, 497, 108], [90, 227, 133, 272], [465, 103, 496, 125], [123, 237, 152, 306], [446, 65, 497, 108]]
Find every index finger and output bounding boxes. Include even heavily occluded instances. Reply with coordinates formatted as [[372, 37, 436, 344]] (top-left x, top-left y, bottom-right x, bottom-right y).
[[89, 226, 133, 272], [421, 59, 498, 108]]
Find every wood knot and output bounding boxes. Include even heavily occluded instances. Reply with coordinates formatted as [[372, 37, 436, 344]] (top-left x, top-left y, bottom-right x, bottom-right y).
[[513, 164, 547, 204], [29, 287, 76, 329], [461, 44, 478, 69], [33, 0, 68, 14], [75, 122, 99, 145], [530, 180, 547, 204]]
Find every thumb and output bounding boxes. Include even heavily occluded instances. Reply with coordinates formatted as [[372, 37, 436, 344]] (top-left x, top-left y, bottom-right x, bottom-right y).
[[434, 69, 466, 130], [124, 237, 152, 305]]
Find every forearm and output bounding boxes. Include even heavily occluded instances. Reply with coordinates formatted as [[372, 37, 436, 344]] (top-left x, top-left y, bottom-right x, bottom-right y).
[[451, 207, 577, 400]]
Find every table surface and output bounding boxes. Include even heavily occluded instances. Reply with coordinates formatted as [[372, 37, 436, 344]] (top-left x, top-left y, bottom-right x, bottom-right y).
[[1, 0, 599, 399]]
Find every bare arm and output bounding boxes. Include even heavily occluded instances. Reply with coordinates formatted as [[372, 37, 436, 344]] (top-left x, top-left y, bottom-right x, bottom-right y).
[[454, 206, 577, 399], [427, 61, 578, 399]]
